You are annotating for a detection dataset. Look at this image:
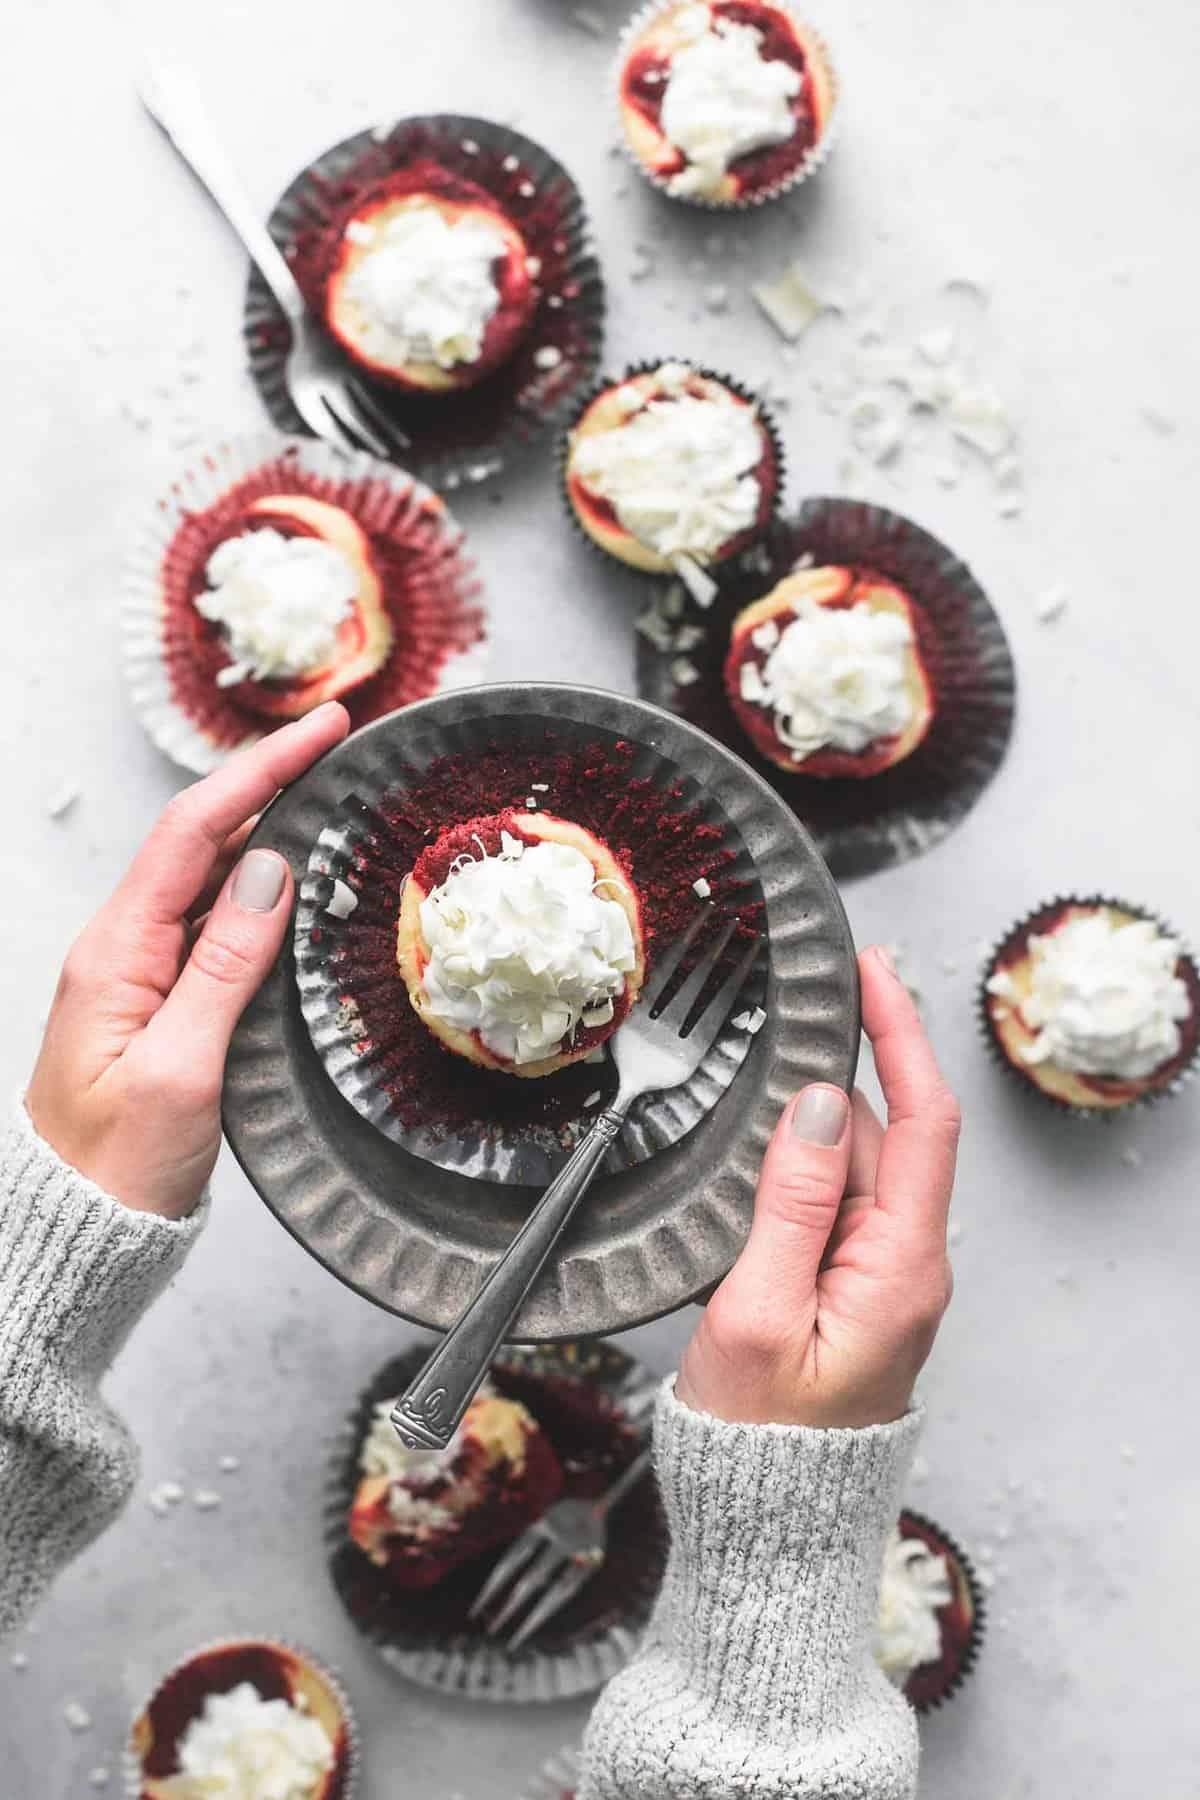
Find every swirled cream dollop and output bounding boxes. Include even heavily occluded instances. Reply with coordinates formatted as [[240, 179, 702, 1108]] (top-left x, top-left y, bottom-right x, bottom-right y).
[[573, 363, 763, 561], [172, 1681, 333, 1800], [739, 599, 915, 758], [345, 203, 507, 369], [659, 5, 802, 199], [986, 911, 1189, 1079], [419, 836, 636, 1064], [199, 529, 358, 687], [875, 1529, 952, 1685]]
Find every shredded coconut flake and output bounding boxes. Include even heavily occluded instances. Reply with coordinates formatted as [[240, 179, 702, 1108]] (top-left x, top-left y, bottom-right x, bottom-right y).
[[751, 264, 829, 341], [692, 876, 712, 898]]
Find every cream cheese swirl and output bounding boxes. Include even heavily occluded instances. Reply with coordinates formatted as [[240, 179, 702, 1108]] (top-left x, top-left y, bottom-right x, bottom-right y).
[[199, 528, 358, 687], [573, 363, 764, 562], [739, 599, 915, 758], [986, 911, 1189, 1079], [344, 202, 508, 370], [172, 1681, 333, 1800], [418, 835, 636, 1065], [874, 1529, 952, 1685], [659, 5, 802, 199]]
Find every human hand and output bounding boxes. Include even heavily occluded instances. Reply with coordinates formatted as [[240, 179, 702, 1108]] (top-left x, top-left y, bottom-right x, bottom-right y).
[[676, 944, 960, 1429], [25, 704, 349, 1220]]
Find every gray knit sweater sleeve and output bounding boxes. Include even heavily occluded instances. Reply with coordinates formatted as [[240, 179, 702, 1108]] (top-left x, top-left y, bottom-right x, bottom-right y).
[[0, 1101, 206, 1636], [580, 1382, 922, 1800]]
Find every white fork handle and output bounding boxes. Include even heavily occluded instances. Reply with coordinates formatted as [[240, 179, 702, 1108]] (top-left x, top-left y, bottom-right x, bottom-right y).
[[391, 1105, 629, 1452], [138, 59, 306, 323]]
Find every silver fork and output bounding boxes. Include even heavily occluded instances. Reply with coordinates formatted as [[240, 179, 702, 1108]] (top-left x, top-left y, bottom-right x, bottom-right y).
[[470, 1444, 655, 1649], [138, 59, 409, 461], [391, 916, 761, 1452]]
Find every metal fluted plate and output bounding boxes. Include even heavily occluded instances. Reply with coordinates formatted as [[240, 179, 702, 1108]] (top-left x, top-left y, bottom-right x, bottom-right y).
[[637, 498, 1017, 881], [293, 717, 768, 1185], [324, 1341, 665, 1703], [223, 684, 860, 1338]]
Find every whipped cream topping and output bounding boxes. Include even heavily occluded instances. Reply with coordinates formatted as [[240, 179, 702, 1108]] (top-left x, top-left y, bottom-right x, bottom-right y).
[[739, 598, 915, 758], [987, 911, 1189, 1080], [172, 1680, 333, 1800], [573, 362, 763, 562], [344, 202, 509, 370], [360, 1383, 533, 1535], [199, 528, 357, 687], [418, 833, 636, 1065], [659, 5, 802, 199], [875, 1529, 953, 1685]]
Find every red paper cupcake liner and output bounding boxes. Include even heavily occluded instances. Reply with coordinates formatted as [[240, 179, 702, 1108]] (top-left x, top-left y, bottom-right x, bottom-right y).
[[121, 431, 486, 775], [977, 893, 1200, 1121], [244, 115, 605, 488], [636, 496, 1017, 881], [324, 1341, 667, 1704], [895, 1509, 986, 1715]]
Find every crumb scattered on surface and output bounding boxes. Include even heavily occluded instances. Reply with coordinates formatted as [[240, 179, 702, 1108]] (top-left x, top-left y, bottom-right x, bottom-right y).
[[64, 1702, 92, 1732], [1035, 583, 1069, 623], [218, 1454, 241, 1474], [326, 879, 358, 921], [692, 877, 712, 899], [45, 782, 80, 820], [193, 1488, 222, 1511]]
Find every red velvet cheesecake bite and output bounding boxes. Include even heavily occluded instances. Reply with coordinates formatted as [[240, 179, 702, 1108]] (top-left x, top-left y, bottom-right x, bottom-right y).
[[617, 0, 837, 206], [564, 361, 779, 576], [320, 164, 538, 393], [983, 899, 1200, 1114], [723, 564, 935, 777], [396, 810, 646, 1078], [875, 1512, 984, 1713], [128, 1639, 355, 1799], [348, 1381, 564, 1591]]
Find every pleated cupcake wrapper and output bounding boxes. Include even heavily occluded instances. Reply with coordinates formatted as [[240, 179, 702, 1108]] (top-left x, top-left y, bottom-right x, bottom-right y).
[[612, 0, 841, 211], [294, 704, 767, 1187], [558, 360, 786, 586], [244, 115, 605, 489], [977, 893, 1200, 1122], [518, 1746, 582, 1798], [123, 1636, 361, 1800], [635, 495, 1017, 882], [896, 1510, 986, 1716], [324, 1342, 664, 1705], [120, 429, 487, 776]]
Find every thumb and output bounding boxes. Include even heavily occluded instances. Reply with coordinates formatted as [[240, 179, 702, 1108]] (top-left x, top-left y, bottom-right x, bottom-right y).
[[149, 848, 293, 1069], [736, 1084, 852, 1291]]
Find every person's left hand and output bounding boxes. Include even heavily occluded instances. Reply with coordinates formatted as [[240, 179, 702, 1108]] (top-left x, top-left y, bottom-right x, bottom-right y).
[[25, 703, 349, 1219]]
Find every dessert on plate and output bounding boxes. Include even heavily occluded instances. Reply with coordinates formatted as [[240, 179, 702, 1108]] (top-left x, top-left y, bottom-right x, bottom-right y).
[[128, 1639, 355, 1799], [125, 435, 484, 773], [349, 1380, 564, 1590], [397, 809, 646, 1077], [875, 1511, 984, 1712], [983, 898, 1200, 1113], [318, 163, 539, 393], [617, 0, 837, 206], [564, 361, 779, 575], [723, 563, 935, 776]]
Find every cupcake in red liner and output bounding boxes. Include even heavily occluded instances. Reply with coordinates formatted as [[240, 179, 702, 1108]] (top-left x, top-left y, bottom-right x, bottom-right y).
[[244, 116, 605, 486], [979, 895, 1200, 1118], [636, 497, 1016, 880], [615, 0, 839, 209], [325, 1341, 667, 1703], [875, 1511, 985, 1714], [561, 360, 783, 592], [125, 1638, 358, 1799], [294, 723, 766, 1187], [122, 432, 486, 775]]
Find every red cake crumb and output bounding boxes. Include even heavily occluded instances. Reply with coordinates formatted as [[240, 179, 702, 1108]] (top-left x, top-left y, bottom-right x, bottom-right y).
[[332, 736, 761, 1139]]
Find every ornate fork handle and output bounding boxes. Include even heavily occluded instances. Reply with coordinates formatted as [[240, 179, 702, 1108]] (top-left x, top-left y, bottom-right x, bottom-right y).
[[392, 1107, 627, 1451], [138, 59, 306, 323]]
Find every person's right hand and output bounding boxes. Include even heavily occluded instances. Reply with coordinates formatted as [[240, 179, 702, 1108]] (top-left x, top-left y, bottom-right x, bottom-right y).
[[676, 944, 960, 1429]]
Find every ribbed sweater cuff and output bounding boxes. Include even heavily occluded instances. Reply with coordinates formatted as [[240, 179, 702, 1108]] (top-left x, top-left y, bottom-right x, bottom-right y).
[[652, 1380, 922, 1736], [0, 1099, 207, 1391]]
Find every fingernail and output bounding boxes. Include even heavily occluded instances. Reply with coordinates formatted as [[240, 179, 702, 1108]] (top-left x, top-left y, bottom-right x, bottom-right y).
[[873, 944, 897, 976], [791, 1085, 849, 1145], [233, 848, 287, 912]]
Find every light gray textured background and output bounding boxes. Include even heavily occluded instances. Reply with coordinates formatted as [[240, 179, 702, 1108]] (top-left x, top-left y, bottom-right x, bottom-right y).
[[2, 0, 1198, 1793]]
